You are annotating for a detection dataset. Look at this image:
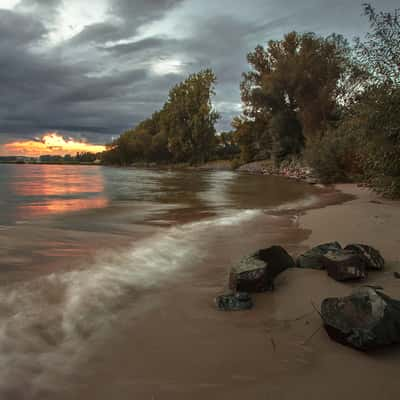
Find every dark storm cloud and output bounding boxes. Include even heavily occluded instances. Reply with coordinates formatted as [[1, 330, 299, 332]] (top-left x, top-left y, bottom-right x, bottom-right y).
[[69, 22, 125, 45], [0, 9, 46, 45], [110, 0, 185, 24], [0, 0, 399, 145]]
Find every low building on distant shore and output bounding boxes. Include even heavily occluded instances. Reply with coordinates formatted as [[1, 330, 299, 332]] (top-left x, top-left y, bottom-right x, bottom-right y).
[[0, 156, 38, 163]]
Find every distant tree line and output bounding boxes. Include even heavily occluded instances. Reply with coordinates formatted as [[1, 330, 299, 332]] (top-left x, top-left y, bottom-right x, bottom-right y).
[[102, 3, 400, 198], [38, 152, 101, 164], [102, 70, 230, 165]]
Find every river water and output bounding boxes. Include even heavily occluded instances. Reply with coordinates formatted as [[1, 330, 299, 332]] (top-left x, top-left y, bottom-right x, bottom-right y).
[[0, 164, 321, 399]]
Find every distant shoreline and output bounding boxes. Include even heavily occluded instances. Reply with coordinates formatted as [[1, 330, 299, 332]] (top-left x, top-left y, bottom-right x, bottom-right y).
[[0, 161, 100, 166], [0, 158, 326, 186]]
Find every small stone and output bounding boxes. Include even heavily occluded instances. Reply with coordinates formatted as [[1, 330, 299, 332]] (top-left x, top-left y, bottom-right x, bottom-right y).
[[215, 292, 253, 311]]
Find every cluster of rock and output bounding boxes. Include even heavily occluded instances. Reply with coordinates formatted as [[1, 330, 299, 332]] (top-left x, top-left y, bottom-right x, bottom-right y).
[[279, 165, 317, 183], [237, 160, 318, 184], [216, 242, 400, 350], [297, 242, 384, 281]]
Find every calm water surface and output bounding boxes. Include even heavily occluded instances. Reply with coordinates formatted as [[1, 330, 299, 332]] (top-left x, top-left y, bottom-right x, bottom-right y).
[[0, 164, 320, 398]]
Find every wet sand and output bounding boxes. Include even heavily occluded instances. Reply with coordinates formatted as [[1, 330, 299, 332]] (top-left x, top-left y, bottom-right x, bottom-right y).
[[58, 184, 400, 400]]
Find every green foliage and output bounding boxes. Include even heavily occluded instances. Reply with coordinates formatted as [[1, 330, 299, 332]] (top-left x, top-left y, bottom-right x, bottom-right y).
[[344, 85, 400, 197], [305, 129, 359, 184], [75, 152, 97, 163], [102, 70, 219, 165], [237, 31, 350, 164], [349, 4, 400, 197], [214, 131, 240, 160], [232, 117, 261, 163], [230, 158, 242, 170], [270, 110, 303, 163], [355, 4, 400, 86], [160, 69, 219, 164]]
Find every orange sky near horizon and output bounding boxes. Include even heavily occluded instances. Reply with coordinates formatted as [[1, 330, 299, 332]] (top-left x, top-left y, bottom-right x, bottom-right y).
[[0, 132, 107, 157]]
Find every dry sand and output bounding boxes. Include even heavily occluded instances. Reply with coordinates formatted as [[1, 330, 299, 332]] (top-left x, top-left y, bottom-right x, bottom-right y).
[[63, 184, 400, 400]]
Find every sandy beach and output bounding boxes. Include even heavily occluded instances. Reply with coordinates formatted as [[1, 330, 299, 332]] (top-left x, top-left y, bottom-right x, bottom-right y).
[[52, 183, 400, 400]]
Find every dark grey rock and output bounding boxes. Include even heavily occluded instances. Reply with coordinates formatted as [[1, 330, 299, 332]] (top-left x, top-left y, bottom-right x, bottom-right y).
[[297, 242, 342, 270], [344, 244, 385, 271], [215, 292, 253, 311], [321, 287, 400, 350], [323, 250, 368, 281], [229, 246, 295, 292]]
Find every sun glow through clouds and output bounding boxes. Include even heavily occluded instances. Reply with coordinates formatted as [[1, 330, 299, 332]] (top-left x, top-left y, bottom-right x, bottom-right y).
[[152, 58, 184, 75], [1, 132, 106, 157]]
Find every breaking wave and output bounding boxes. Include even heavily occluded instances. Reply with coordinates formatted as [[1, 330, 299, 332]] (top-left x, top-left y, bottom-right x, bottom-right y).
[[0, 209, 261, 398]]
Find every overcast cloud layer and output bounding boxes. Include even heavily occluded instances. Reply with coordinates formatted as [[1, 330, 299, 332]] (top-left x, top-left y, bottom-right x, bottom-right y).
[[0, 0, 398, 145]]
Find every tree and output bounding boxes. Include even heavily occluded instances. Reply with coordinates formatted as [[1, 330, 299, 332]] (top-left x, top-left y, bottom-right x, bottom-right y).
[[160, 69, 219, 164], [101, 70, 219, 165], [214, 131, 240, 160], [355, 3, 400, 86], [310, 4, 400, 196], [238, 31, 350, 163], [232, 116, 271, 163]]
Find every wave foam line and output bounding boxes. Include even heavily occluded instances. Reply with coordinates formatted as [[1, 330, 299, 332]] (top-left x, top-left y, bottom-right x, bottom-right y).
[[0, 209, 261, 397]]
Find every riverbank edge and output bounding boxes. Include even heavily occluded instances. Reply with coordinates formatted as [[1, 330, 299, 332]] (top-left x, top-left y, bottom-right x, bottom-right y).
[[298, 183, 400, 268], [65, 184, 400, 400], [127, 158, 321, 186]]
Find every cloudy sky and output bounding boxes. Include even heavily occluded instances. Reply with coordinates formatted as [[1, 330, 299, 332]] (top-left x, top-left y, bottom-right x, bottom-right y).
[[0, 0, 398, 151]]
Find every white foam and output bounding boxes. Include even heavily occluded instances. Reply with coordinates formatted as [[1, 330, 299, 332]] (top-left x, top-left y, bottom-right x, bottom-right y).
[[0, 208, 261, 396], [269, 195, 320, 212]]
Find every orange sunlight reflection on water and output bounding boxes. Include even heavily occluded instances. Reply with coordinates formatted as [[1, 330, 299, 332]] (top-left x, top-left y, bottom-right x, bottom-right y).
[[12, 165, 108, 219], [17, 197, 108, 218]]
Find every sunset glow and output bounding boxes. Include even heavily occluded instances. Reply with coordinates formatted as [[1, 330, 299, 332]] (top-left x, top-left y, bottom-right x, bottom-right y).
[[0, 132, 106, 157]]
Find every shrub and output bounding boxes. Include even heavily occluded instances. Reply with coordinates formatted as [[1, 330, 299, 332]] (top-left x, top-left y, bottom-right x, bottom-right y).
[[231, 158, 242, 170], [305, 130, 359, 184]]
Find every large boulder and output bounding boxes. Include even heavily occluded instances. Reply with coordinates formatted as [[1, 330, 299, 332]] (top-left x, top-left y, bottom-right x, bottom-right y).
[[322, 250, 368, 281], [297, 242, 342, 270], [344, 244, 385, 271], [229, 246, 295, 292], [215, 292, 253, 311], [321, 287, 400, 350]]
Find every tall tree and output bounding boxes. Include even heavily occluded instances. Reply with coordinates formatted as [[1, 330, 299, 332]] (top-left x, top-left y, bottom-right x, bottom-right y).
[[160, 69, 219, 164], [355, 3, 400, 86], [239, 31, 350, 162], [101, 70, 219, 165], [350, 4, 400, 196]]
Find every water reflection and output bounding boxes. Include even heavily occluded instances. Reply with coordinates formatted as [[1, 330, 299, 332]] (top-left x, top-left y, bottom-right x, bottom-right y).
[[0, 164, 320, 225], [17, 197, 108, 219], [14, 165, 103, 197], [7, 165, 108, 220]]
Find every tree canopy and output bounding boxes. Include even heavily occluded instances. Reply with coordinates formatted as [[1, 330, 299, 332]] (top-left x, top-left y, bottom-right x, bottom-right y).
[[238, 31, 351, 162], [102, 69, 219, 165]]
